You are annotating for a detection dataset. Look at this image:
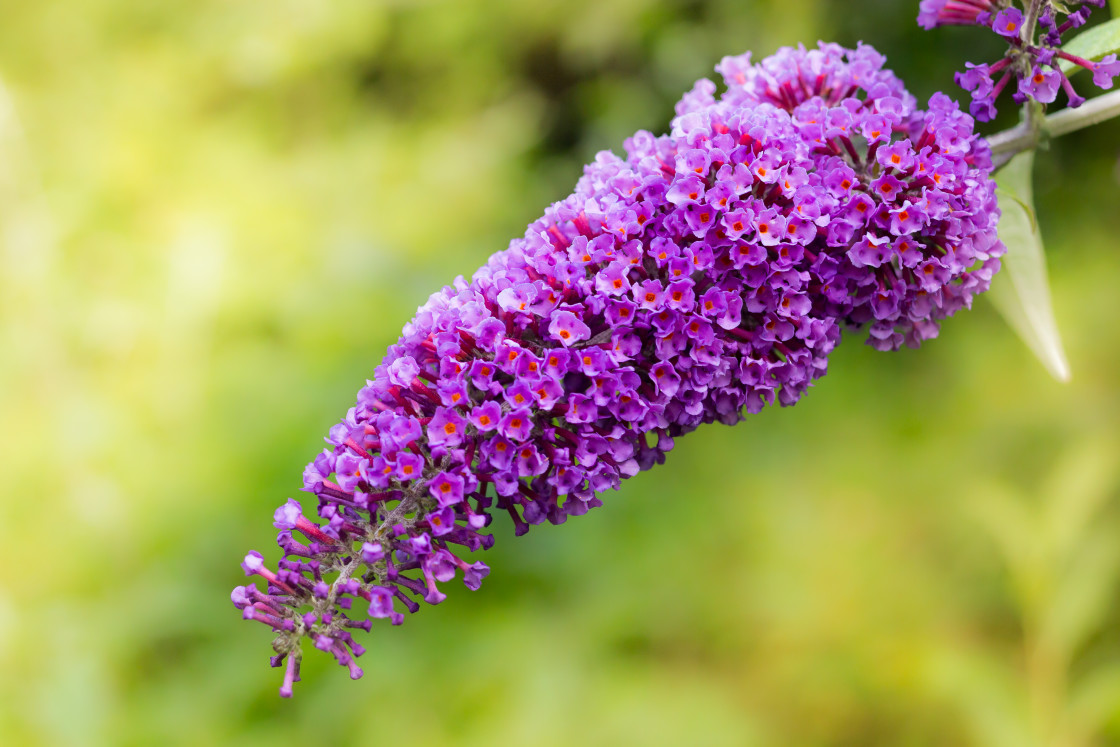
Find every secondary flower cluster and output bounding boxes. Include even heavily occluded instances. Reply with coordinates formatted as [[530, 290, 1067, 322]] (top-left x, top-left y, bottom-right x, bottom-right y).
[[233, 42, 1004, 697], [919, 0, 1119, 120]]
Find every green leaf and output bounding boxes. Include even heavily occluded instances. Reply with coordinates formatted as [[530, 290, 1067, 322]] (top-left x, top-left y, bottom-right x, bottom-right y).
[[1059, 17, 1120, 76], [987, 151, 1071, 382], [1068, 665, 1120, 737]]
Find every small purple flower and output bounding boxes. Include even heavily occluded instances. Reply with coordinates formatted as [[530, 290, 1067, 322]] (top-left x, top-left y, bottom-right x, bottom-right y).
[[574, 347, 610, 376], [426, 508, 456, 536], [754, 208, 785, 246], [955, 61, 993, 97], [394, 452, 424, 482], [992, 8, 1023, 39], [666, 174, 705, 206], [361, 542, 384, 563], [497, 283, 538, 314], [917, 259, 952, 292], [596, 262, 632, 296], [504, 381, 534, 410], [848, 234, 891, 268], [547, 309, 591, 347], [1090, 55, 1120, 89], [334, 452, 367, 491], [889, 201, 926, 236], [634, 279, 665, 310], [498, 409, 533, 442], [273, 499, 303, 530], [240, 550, 265, 576], [428, 471, 465, 507], [368, 587, 401, 623], [514, 443, 548, 477], [428, 407, 467, 448], [469, 401, 501, 432], [1019, 66, 1060, 104], [387, 356, 420, 387], [530, 378, 564, 410], [650, 361, 681, 398], [462, 562, 490, 591], [876, 142, 914, 172]]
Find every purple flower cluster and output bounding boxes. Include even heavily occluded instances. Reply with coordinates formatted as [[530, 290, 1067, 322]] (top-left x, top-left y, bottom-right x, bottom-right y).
[[919, 0, 1119, 120], [233, 42, 1003, 697]]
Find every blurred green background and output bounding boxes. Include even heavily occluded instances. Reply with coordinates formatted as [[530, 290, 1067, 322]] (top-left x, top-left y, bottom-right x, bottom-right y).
[[2, 1, 1120, 744]]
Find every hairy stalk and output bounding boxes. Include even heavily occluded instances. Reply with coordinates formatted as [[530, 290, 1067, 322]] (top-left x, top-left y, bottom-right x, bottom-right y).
[[1022, 0, 1045, 43], [1019, 0, 1045, 134], [988, 88, 1120, 169]]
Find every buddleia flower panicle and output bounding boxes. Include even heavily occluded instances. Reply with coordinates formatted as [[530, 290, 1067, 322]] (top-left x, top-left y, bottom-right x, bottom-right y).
[[918, 0, 1119, 120], [233, 42, 1003, 697]]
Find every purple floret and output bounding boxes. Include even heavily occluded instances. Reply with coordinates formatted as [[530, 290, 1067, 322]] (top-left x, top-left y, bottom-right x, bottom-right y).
[[235, 42, 1003, 697]]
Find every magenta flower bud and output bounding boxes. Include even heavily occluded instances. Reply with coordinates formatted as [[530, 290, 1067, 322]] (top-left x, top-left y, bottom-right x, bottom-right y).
[[917, 0, 993, 30], [360, 542, 384, 564], [272, 499, 303, 530], [230, 586, 252, 610]]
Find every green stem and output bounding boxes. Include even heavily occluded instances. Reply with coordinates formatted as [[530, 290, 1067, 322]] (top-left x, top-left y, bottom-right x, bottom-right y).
[[987, 88, 1120, 169]]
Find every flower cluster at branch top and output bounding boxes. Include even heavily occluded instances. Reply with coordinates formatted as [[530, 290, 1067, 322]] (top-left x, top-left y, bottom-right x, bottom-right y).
[[233, 42, 1003, 697], [919, 0, 1119, 121]]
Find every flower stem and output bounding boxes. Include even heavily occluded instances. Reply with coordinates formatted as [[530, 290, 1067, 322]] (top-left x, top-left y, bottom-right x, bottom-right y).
[[988, 88, 1120, 169], [1022, 0, 1045, 45]]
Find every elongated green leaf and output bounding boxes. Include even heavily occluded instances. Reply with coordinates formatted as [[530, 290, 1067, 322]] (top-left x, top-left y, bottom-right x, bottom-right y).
[[1069, 665, 1120, 736], [1059, 17, 1120, 75], [987, 151, 1071, 382]]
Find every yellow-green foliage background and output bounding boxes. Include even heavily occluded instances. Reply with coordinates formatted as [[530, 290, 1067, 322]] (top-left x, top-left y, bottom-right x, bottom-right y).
[[2, 1, 1120, 744]]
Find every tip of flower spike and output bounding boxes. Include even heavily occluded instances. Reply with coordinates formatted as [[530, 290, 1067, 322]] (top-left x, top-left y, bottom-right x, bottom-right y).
[[278, 652, 301, 697], [230, 586, 250, 609]]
